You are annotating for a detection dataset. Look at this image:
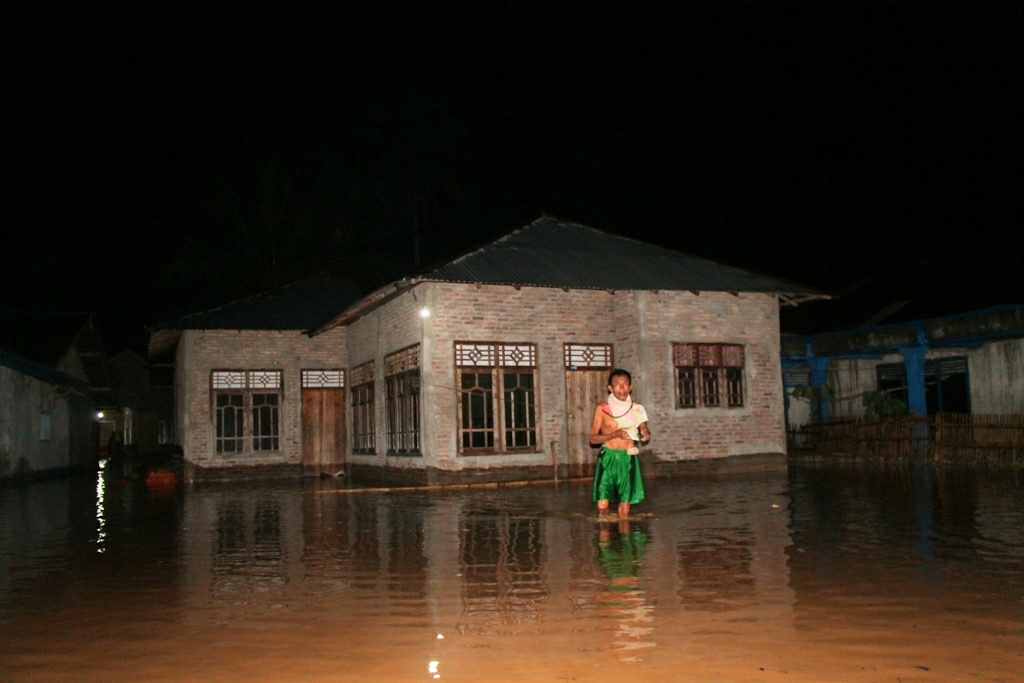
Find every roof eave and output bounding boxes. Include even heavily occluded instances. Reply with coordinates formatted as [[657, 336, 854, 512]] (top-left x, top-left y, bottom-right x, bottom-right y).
[[308, 278, 830, 336], [307, 279, 421, 336], [778, 292, 833, 307]]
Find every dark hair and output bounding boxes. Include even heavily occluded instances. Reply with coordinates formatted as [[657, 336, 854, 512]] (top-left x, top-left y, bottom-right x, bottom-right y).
[[608, 368, 632, 385]]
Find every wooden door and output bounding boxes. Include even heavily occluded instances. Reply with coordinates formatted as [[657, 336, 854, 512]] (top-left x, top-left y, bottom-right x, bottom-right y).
[[565, 369, 609, 478], [301, 387, 347, 477]]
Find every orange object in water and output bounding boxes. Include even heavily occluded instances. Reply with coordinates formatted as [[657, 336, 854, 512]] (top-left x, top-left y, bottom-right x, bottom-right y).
[[145, 468, 178, 488]]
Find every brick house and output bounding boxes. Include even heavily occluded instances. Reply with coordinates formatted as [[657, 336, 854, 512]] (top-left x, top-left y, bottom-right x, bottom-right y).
[[153, 217, 823, 483]]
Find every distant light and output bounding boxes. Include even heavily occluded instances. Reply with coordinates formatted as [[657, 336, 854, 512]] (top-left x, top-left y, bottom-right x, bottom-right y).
[[419, 307, 431, 318], [96, 411, 104, 419]]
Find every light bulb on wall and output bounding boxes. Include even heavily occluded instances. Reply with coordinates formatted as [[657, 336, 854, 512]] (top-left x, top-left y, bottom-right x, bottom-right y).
[[419, 307, 431, 318]]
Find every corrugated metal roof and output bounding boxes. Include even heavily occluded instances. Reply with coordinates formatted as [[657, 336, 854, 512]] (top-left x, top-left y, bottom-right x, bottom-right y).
[[152, 274, 361, 332], [418, 216, 823, 295]]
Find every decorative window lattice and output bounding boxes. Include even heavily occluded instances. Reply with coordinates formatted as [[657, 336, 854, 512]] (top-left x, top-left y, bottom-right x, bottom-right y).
[[563, 343, 613, 369], [301, 369, 345, 388], [212, 370, 246, 389], [384, 344, 420, 376], [249, 370, 282, 389], [351, 360, 375, 386], [698, 345, 721, 366], [211, 370, 282, 390], [456, 343, 495, 367], [498, 344, 535, 367], [456, 342, 536, 367], [674, 343, 744, 368], [722, 345, 745, 367]]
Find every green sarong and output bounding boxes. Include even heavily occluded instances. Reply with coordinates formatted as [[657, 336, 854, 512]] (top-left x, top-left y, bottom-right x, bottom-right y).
[[592, 447, 645, 504]]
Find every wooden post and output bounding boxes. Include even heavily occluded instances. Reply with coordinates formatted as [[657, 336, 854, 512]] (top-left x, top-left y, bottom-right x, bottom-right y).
[[550, 440, 559, 484]]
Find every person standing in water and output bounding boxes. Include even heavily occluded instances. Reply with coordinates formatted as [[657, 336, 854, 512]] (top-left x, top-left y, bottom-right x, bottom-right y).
[[589, 368, 650, 520]]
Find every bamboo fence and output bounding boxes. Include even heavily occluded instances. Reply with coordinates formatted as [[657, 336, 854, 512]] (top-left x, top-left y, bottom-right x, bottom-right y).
[[788, 413, 1024, 465]]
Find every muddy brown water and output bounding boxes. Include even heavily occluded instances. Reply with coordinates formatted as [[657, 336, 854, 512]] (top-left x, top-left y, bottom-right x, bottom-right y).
[[2, 461, 1022, 682]]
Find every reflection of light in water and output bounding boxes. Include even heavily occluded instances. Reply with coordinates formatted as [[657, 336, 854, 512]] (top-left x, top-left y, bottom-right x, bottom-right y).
[[428, 659, 440, 678], [608, 593, 656, 660], [614, 601, 656, 654], [595, 527, 656, 661], [95, 460, 107, 554]]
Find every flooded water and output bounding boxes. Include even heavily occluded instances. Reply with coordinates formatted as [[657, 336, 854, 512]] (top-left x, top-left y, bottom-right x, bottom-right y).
[[2, 461, 1022, 682]]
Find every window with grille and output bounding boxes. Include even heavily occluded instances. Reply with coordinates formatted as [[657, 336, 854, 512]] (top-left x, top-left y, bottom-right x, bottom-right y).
[[351, 361, 375, 454], [211, 370, 282, 453], [456, 342, 539, 453], [673, 343, 745, 409], [876, 356, 970, 415], [563, 343, 613, 369], [385, 345, 421, 455]]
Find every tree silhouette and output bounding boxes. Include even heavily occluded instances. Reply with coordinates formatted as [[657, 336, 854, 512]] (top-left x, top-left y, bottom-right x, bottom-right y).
[[160, 157, 399, 315], [349, 92, 468, 267]]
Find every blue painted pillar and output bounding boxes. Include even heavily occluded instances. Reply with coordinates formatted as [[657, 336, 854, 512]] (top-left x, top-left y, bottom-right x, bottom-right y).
[[902, 346, 927, 415], [808, 356, 831, 420]]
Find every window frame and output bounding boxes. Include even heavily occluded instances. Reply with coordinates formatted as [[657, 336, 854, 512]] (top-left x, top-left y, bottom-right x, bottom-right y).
[[157, 419, 173, 445], [455, 341, 540, 455], [875, 356, 970, 415], [673, 343, 746, 410], [385, 344, 421, 456], [211, 369, 283, 454], [350, 360, 376, 454]]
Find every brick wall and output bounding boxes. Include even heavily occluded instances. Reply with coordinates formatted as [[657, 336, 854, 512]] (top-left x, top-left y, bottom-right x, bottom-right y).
[[421, 282, 616, 473], [415, 284, 785, 469], [345, 285, 425, 472], [175, 328, 347, 470], [175, 284, 786, 475], [639, 290, 786, 459]]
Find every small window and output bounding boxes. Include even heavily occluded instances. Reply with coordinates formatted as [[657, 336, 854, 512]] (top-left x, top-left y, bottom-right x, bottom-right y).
[[39, 412, 52, 441], [157, 419, 173, 445], [673, 343, 745, 409]]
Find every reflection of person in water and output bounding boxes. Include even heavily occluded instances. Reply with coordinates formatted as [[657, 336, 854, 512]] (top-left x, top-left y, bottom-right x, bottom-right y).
[[594, 523, 655, 660], [595, 522, 648, 591]]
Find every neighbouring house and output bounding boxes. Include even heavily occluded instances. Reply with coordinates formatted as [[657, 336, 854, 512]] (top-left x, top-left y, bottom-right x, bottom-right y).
[[107, 349, 176, 457], [152, 217, 825, 483], [0, 313, 115, 481], [782, 305, 1024, 427]]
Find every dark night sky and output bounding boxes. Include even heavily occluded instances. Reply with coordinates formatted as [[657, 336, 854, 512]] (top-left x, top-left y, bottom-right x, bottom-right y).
[[2, 1, 1023, 353]]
